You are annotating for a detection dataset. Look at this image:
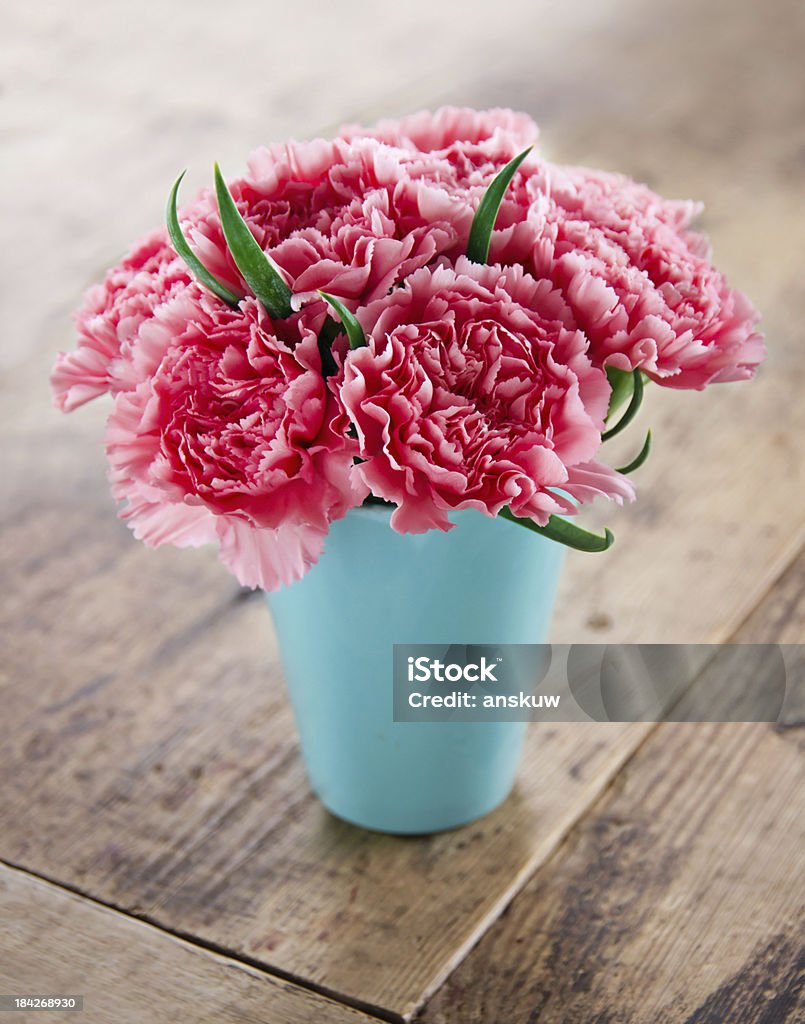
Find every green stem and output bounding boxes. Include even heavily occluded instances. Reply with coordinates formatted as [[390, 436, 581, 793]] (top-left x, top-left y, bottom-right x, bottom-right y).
[[616, 430, 652, 474], [319, 292, 367, 349], [167, 171, 241, 306], [213, 163, 293, 319], [466, 147, 533, 264], [499, 507, 614, 552], [603, 370, 644, 441]]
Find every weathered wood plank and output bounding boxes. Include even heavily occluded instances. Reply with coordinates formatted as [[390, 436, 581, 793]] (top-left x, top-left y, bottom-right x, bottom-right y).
[[418, 554, 805, 1023], [0, 547, 645, 1018], [420, 723, 805, 1024], [1, 0, 803, 1021], [0, 863, 383, 1024]]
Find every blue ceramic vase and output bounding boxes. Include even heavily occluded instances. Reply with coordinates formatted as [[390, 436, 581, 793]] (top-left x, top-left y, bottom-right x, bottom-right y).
[[266, 505, 564, 834]]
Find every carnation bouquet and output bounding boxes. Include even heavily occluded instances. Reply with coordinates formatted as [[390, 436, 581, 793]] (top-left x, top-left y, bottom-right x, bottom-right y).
[[52, 108, 764, 591]]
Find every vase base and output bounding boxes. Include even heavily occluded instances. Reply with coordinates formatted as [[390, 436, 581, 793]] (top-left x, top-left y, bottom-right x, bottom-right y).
[[314, 782, 516, 836]]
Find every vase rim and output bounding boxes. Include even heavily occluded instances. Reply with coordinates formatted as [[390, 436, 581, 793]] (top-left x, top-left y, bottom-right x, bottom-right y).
[[348, 503, 494, 527]]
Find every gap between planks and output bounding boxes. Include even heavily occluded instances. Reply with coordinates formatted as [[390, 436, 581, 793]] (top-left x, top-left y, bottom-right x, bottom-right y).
[[416, 548, 805, 1021], [6, 542, 802, 1024], [405, 538, 805, 1019], [0, 858, 402, 1024]]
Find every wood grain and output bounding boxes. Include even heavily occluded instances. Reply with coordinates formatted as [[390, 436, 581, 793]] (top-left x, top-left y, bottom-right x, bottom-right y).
[[0, 863, 382, 1024], [0, 561, 645, 1018], [418, 554, 805, 1023], [1, 0, 804, 1022]]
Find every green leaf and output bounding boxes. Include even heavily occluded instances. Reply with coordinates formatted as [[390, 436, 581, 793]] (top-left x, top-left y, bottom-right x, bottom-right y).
[[319, 292, 367, 350], [602, 370, 644, 441], [213, 163, 293, 319], [466, 146, 533, 264], [499, 507, 614, 553], [616, 429, 652, 474], [166, 171, 241, 306], [605, 366, 635, 422]]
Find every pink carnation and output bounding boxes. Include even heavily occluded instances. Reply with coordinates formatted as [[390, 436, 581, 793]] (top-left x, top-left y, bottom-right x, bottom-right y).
[[51, 136, 461, 412], [491, 162, 765, 388], [340, 259, 634, 534], [51, 230, 190, 411], [106, 291, 366, 589], [50, 113, 534, 417], [196, 136, 460, 308], [341, 106, 538, 160], [339, 108, 543, 253]]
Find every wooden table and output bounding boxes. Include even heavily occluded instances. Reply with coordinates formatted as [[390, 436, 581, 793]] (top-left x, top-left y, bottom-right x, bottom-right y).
[[2, 1, 803, 1021]]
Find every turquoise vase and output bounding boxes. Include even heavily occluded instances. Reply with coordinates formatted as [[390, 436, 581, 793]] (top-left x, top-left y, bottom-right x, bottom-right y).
[[266, 505, 565, 834]]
